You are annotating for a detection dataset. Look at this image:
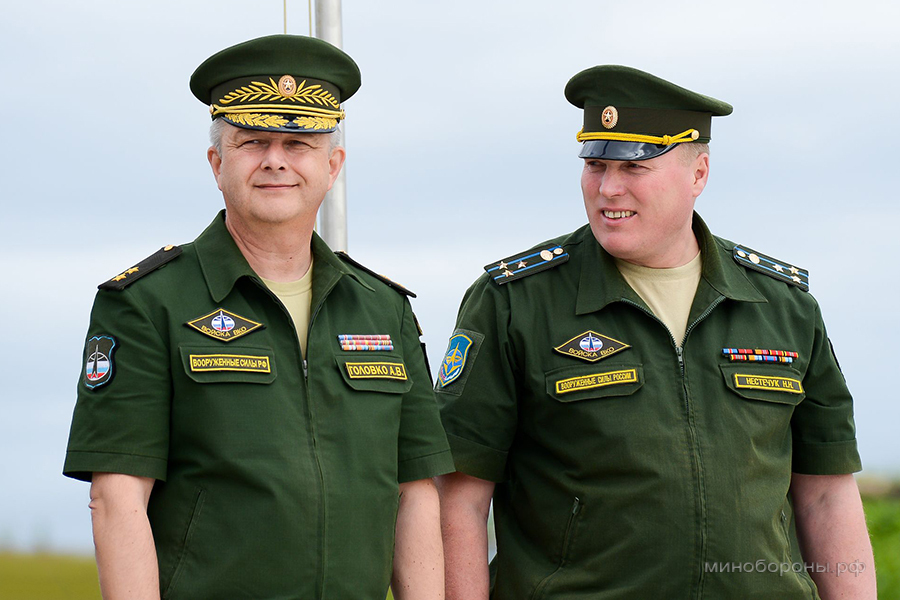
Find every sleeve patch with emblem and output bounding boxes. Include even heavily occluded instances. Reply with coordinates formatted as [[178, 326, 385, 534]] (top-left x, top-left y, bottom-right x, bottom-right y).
[[83, 335, 117, 389], [435, 329, 485, 394]]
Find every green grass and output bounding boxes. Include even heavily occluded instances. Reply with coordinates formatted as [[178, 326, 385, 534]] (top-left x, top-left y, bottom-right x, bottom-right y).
[[864, 496, 900, 597], [0, 552, 100, 600], [0, 496, 896, 599]]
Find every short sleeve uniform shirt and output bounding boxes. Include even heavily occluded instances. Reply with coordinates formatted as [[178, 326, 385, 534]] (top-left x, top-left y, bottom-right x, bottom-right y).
[[436, 215, 860, 600], [65, 211, 454, 599]]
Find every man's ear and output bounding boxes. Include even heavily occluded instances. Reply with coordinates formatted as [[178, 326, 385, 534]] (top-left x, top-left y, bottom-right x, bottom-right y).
[[327, 146, 346, 190]]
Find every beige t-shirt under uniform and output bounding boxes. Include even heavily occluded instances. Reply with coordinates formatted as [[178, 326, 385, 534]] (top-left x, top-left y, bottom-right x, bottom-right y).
[[261, 261, 314, 357], [615, 252, 702, 347]]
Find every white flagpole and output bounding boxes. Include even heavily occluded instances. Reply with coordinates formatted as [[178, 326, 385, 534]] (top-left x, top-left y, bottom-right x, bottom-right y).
[[314, 0, 348, 252]]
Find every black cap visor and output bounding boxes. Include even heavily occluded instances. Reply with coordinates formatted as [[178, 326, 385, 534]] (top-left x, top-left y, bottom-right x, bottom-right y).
[[578, 140, 677, 161]]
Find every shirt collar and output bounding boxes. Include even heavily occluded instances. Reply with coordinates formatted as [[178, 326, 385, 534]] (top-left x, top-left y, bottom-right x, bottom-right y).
[[575, 212, 765, 316], [194, 210, 371, 303]]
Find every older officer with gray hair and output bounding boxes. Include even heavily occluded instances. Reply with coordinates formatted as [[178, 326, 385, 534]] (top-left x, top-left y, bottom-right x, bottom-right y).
[[64, 34, 453, 599]]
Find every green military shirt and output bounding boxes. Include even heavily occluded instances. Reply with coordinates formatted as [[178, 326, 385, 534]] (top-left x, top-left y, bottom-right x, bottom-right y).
[[436, 214, 860, 600], [64, 211, 454, 599]]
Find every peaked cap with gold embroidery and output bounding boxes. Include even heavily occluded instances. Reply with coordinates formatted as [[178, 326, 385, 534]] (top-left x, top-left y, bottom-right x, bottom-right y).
[[190, 34, 361, 133], [565, 65, 732, 161]]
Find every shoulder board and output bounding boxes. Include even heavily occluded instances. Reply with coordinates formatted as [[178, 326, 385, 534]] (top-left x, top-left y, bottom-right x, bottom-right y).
[[484, 244, 569, 285], [335, 251, 416, 298], [733, 245, 809, 292], [98, 245, 182, 291]]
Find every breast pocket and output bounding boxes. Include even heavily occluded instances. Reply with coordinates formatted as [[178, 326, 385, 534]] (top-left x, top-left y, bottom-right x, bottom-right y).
[[335, 354, 413, 394], [545, 363, 644, 403], [179, 345, 277, 384], [719, 363, 805, 406]]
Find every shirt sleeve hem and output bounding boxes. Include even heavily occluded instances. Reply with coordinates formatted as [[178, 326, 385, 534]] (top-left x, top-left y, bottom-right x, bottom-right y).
[[63, 450, 168, 482], [792, 439, 862, 475], [445, 432, 508, 483], [398, 449, 456, 483]]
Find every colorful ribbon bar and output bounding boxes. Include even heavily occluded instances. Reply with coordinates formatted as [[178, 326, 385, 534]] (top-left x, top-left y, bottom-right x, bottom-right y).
[[338, 334, 394, 352], [727, 354, 793, 363], [722, 348, 798, 358]]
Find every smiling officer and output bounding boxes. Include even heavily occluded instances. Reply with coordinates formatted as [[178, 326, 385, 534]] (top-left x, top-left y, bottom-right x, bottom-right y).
[[63, 35, 452, 599], [435, 66, 875, 599]]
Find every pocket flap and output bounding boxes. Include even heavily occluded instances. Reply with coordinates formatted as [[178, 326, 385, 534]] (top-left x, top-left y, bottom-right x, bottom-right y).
[[545, 364, 643, 402], [335, 355, 413, 393], [720, 363, 805, 405], [180, 346, 277, 384]]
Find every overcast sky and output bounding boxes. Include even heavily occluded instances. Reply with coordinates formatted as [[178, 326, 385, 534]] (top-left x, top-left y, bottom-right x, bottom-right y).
[[1, 0, 898, 553]]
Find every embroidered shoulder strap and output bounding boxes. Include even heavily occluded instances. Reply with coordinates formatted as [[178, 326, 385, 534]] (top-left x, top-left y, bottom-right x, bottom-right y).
[[99, 245, 182, 290]]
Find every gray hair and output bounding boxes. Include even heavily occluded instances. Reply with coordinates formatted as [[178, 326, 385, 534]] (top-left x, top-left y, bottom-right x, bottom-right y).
[[209, 118, 342, 156], [679, 142, 710, 164]]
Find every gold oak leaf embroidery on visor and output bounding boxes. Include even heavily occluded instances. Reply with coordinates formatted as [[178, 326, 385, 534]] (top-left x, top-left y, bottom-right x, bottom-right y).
[[219, 78, 340, 108]]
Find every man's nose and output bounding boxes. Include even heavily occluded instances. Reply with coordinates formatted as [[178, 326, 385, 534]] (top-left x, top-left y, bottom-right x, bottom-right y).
[[598, 168, 625, 199], [260, 144, 288, 170]]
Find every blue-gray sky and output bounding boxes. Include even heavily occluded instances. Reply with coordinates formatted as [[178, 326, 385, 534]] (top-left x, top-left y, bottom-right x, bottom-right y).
[[1, 0, 898, 553]]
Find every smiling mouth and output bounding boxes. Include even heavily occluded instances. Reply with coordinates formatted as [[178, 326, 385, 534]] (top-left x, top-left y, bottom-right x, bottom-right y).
[[603, 210, 635, 219]]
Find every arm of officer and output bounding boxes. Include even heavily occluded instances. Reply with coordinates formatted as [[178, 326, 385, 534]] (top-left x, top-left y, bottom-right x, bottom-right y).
[[90, 472, 159, 599], [790, 473, 876, 599], [436, 472, 495, 600], [392, 478, 445, 599]]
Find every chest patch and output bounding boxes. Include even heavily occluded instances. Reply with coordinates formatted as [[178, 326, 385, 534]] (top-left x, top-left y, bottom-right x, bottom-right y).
[[185, 309, 264, 342], [733, 374, 803, 394], [555, 368, 639, 395], [554, 330, 630, 363], [345, 361, 408, 381], [189, 353, 272, 373]]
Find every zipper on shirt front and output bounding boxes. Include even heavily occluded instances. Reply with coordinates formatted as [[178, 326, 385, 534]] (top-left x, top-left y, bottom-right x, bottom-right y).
[[254, 278, 330, 599], [622, 295, 725, 598]]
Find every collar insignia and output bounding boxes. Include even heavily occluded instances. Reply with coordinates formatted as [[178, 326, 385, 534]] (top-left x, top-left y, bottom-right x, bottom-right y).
[[554, 330, 630, 363], [186, 309, 264, 342]]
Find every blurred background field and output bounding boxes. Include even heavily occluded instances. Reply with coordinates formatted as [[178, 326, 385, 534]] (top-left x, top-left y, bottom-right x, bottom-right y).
[[2, 483, 897, 600]]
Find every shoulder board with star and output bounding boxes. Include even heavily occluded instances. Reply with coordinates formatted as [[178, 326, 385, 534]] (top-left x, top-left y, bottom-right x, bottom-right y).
[[484, 244, 569, 285], [733, 245, 809, 292], [335, 251, 416, 298], [98, 245, 182, 291]]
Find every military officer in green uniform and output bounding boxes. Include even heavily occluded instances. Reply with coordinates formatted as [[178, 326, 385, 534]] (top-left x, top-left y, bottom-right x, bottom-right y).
[[435, 66, 875, 599], [63, 35, 453, 599]]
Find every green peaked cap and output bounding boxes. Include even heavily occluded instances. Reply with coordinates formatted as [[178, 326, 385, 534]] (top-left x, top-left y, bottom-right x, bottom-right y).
[[190, 34, 361, 134], [565, 65, 733, 160]]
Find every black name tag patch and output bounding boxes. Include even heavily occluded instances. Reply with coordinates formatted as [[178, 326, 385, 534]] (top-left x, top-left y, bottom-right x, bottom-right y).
[[186, 309, 264, 342]]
